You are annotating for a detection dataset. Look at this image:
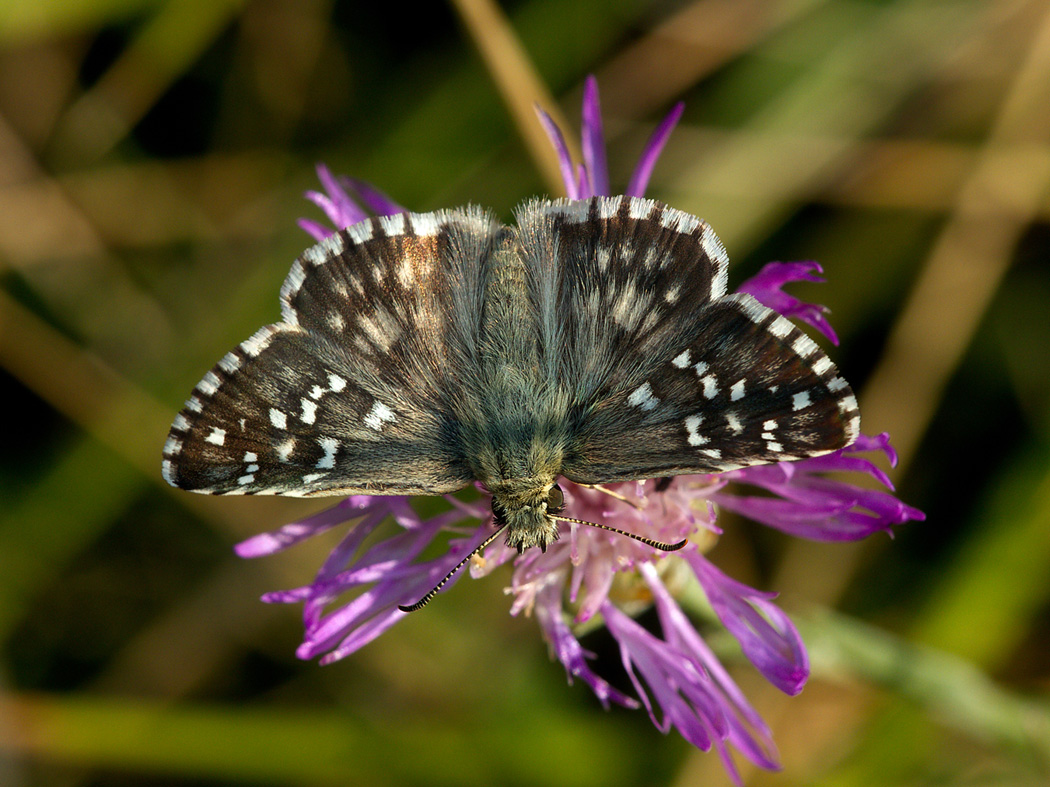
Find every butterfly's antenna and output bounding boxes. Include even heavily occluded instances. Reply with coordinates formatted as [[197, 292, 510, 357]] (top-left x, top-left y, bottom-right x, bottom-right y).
[[551, 515, 688, 552], [398, 524, 507, 613]]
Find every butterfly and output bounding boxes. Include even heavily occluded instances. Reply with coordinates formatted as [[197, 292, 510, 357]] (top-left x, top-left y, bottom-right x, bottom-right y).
[[163, 195, 859, 572]]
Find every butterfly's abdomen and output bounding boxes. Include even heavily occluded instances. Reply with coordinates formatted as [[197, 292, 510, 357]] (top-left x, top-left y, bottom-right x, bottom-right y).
[[480, 234, 537, 376]]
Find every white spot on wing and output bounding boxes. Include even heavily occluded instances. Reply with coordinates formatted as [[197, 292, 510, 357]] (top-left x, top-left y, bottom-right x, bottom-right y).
[[792, 391, 812, 411], [847, 413, 861, 441], [408, 211, 444, 237], [300, 398, 317, 424], [701, 375, 718, 399], [627, 199, 652, 220], [792, 333, 820, 359], [358, 309, 400, 352], [768, 317, 793, 338], [280, 261, 307, 326], [316, 437, 339, 469], [628, 382, 659, 411], [205, 427, 226, 446], [364, 401, 396, 431], [611, 281, 645, 330], [725, 412, 743, 434], [301, 245, 325, 266], [397, 257, 414, 287], [699, 227, 729, 298], [660, 207, 700, 234], [597, 196, 623, 219], [762, 426, 783, 453], [379, 212, 407, 236], [276, 437, 296, 462], [671, 350, 691, 368], [218, 352, 241, 374], [685, 415, 708, 446], [269, 408, 287, 429], [730, 379, 745, 401], [640, 246, 661, 270], [308, 232, 346, 265], [198, 371, 220, 396], [596, 246, 612, 273], [347, 220, 374, 244], [241, 327, 276, 357]]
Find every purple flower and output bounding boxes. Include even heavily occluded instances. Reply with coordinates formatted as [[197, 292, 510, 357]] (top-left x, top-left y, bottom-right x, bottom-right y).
[[239, 77, 924, 782], [739, 261, 840, 345], [298, 165, 404, 242], [536, 75, 685, 199]]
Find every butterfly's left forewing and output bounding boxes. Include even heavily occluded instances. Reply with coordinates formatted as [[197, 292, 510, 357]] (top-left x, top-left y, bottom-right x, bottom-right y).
[[163, 207, 499, 497], [517, 195, 859, 484]]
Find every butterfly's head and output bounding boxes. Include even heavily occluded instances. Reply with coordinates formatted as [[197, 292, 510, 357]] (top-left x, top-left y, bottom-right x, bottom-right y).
[[490, 480, 565, 553]]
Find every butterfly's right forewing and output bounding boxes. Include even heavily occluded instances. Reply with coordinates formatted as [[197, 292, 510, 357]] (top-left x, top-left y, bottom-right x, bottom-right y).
[[163, 208, 499, 497], [516, 195, 730, 410]]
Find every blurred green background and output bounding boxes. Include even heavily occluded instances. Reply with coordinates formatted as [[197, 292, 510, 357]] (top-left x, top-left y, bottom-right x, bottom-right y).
[[1, 0, 1049, 785]]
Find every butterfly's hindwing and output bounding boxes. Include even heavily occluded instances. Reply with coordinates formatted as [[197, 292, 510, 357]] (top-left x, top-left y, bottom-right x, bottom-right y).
[[562, 292, 860, 482], [164, 327, 473, 495], [163, 207, 502, 496]]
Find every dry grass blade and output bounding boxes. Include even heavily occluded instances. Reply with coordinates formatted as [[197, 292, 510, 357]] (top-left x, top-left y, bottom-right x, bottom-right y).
[[860, 2, 1050, 470], [449, 0, 573, 195]]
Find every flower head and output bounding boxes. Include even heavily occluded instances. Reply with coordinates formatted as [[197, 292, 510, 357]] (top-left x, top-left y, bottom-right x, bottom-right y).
[[239, 77, 924, 782]]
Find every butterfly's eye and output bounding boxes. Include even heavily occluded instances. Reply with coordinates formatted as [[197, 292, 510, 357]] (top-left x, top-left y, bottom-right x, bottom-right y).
[[547, 484, 564, 514], [491, 498, 508, 527]]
